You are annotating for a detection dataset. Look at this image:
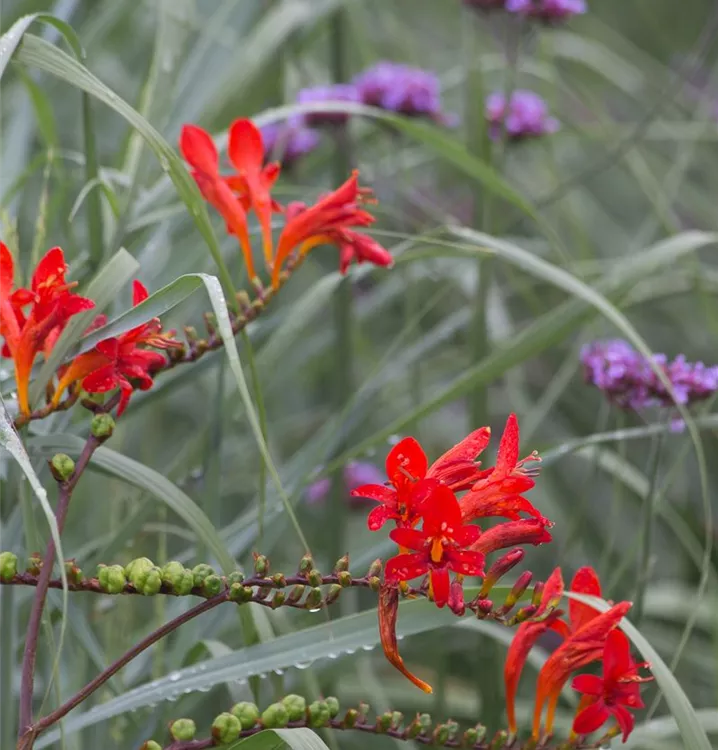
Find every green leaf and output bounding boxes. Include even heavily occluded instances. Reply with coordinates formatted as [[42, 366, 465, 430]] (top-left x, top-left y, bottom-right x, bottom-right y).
[[230, 729, 331, 750], [567, 592, 711, 750], [29, 248, 140, 406], [14, 34, 236, 298]]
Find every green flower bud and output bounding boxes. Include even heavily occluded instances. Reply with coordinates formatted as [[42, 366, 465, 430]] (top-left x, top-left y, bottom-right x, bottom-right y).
[[201, 574, 222, 597], [433, 724, 449, 744], [231, 701, 260, 730], [307, 700, 329, 728], [50, 453, 75, 482], [342, 708, 358, 728], [307, 568, 323, 587], [90, 413, 115, 439], [391, 711, 403, 730], [228, 582, 243, 602], [325, 696, 340, 719], [472, 724, 487, 743], [169, 718, 196, 741], [337, 570, 352, 588], [0, 552, 18, 582], [325, 584, 342, 606], [212, 712, 241, 744], [183, 325, 199, 343], [137, 566, 162, 596], [140, 742, 161, 750], [446, 719, 459, 741], [418, 713, 432, 733], [227, 571, 245, 587], [304, 587, 323, 610], [334, 554, 349, 573], [368, 576, 381, 592], [161, 561, 192, 594], [64, 559, 83, 584], [463, 728, 478, 746], [490, 730, 508, 750], [271, 591, 286, 609], [281, 694, 306, 722], [287, 584, 305, 604], [235, 290, 252, 312], [298, 553, 313, 575], [239, 585, 255, 602], [405, 716, 423, 739], [125, 557, 153, 580], [27, 553, 42, 576], [377, 712, 392, 732], [358, 703, 370, 720], [98, 564, 126, 594], [192, 563, 216, 587], [253, 553, 269, 576], [257, 584, 273, 600], [203, 311, 217, 336], [261, 702, 289, 729], [367, 558, 382, 577], [272, 572, 286, 587]]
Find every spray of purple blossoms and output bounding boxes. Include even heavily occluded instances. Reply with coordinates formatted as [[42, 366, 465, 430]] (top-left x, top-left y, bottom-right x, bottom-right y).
[[306, 461, 386, 506], [297, 84, 362, 127], [505, 0, 587, 21], [485, 90, 559, 140], [580, 339, 718, 413], [260, 119, 320, 167]]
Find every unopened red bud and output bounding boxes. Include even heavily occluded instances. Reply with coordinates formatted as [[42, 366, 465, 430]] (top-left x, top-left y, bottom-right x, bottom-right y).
[[307, 568, 323, 587], [337, 570, 352, 587], [287, 584, 305, 604], [511, 570, 533, 600], [271, 591, 285, 609], [253, 553, 269, 576], [334, 554, 350, 573], [298, 554, 313, 575], [513, 604, 538, 623], [479, 549, 525, 598], [477, 599, 493, 615], [531, 581, 545, 607], [448, 580, 465, 616], [367, 558, 382, 578]]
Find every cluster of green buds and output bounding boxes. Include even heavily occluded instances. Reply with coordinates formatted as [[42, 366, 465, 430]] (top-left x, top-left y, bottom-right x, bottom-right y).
[[0, 551, 18, 582]]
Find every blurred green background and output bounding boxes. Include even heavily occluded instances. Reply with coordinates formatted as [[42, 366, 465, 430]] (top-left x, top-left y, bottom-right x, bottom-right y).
[[1, 1, 717, 748]]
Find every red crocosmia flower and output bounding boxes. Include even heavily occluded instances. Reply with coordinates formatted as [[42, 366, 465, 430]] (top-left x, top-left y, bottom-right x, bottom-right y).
[[0, 243, 94, 415], [352, 427, 493, 531], [226, 119, 281, 268], [460, 413, 545, 523], [571, 629, 652, 742], [52, 281, 180, 416], [470, 518, 552, 556], [385, 485, 485, 608], [179, 124, 257, 279], [270, 171, 393, 288]]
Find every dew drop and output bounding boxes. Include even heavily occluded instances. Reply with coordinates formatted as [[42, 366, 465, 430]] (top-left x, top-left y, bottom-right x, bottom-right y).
[[295, 661, 313, 670], [387, 434, 402, 445], [168, 670, 182, 682], [361, 644, 375, 652], [309, 607, 322, 613], [274, 668, 284, 676]]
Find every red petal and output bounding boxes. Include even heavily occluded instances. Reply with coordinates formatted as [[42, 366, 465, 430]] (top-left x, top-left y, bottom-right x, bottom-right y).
[[82, 364, 119, 393], [116, 378, 134, 416], [609, 704, 635, 742], [95, 338, 119, 359], [384, 553, 429, 584], [386, 437, 428, 490], [367, 504, 392, 531], [571, 674, 604, 697], [62, 294, 95, 316], [228, 118, 265, 174], [570, 567, 602, 633], [461, 491, 544, 522], [495, 413, 520, 475], [351, 484, 394, 504], [428, 426, 491, 482], [445, 549, 485, 577], [469, 518, 552, 555], [179, 124, 218, 175], [603, 628, 632, 683], [0, 242, 14, 299], [420, 484, 463, 537], [32, 247, 67, 292], [429, 567, 450, 607], [572, 700, 609, 736], [389, 527, 428, 551], [132, 280, 149, 306], [451, 524, 481, 547]]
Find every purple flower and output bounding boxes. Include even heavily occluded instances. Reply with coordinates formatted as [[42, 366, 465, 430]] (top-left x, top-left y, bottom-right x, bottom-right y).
[[505, 0, 587, 21], [352, 61, 452, 124], [485, 90, 559, 140], [305, 461, 386, 506], [580, 339, 718, 413], [297, 84, 361, 127], [260, 120, 320, 167]]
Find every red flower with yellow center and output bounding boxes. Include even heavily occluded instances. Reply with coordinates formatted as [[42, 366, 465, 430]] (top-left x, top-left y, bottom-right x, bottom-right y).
[[53, 281, 179, 416], [271, 171, 393, 288], [0, 243, 94, 415], [352, 427, 492, 530], [571, 629, 652, 742], [385, 485, 485, 607]]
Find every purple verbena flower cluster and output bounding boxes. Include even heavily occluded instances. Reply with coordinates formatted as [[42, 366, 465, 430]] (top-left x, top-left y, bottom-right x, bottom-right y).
[[485, 90, 559, 140], [305, 461, 386, 506], [580, 339, 718, 411], [260, 120, 321, 168], [505, 0, 587, 21], [297, 83, 362, 127]]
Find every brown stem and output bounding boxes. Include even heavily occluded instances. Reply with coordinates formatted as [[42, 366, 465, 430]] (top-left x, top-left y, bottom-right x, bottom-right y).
[[17, 433, 103, 740], [31, 592, 228, 735]]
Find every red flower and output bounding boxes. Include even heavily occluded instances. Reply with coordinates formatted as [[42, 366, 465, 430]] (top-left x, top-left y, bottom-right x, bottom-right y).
[[385, 485, 485, 607], [470, 518, 552, 556], [53, 281, 179, 416], [0, 244, 94, 415], [460, 413, 545, 523], [503, 565, 633, 738], [571, 629, 652, 742], [352, 427, 492, 531], [271, 171, 393, 288]]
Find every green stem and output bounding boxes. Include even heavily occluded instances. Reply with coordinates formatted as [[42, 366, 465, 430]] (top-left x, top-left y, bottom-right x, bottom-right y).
[[81, 93, 104, 268]]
